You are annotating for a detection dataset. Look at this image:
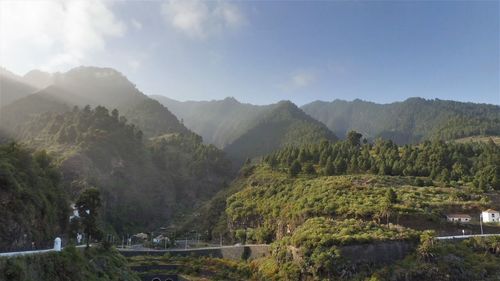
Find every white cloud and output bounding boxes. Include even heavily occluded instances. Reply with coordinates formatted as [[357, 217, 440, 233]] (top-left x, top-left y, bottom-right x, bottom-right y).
[[0, 0, 126, 72], [292, 71, 316, 87], [131, 19, 143, 31], [279, 70, 317, 91], [161, 0, 245, 39]]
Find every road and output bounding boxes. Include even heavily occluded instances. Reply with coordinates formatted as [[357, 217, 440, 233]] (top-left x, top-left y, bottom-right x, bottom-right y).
[[2, 234, 500, 258], [0, 245, 88, 258]]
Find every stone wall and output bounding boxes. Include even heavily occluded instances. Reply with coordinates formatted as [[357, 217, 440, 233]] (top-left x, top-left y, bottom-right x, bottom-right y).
[[120, 245, 270, 261], [340, 240, 417, 264]]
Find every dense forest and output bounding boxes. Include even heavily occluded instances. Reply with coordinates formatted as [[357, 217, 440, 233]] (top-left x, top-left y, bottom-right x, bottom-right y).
[[0, 67, 189, 139], [9, 105, 232, 234], [154, 96, 337, 164], [223, 101, 337, 164], [301, 98, 500, 143], [0, 143, 68, 251], [152, 95, 267, 148], [155, 96, 500, 148], [263, 131, 499, 190], [212, 131, 500, 280]]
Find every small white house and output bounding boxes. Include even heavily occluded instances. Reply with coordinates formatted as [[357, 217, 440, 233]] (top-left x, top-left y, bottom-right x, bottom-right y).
[[482, 209, 500, 223], [446, 214, 471, 223]]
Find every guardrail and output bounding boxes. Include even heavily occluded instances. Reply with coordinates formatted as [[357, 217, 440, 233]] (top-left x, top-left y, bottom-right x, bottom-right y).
[[435, 233, 500, 240]]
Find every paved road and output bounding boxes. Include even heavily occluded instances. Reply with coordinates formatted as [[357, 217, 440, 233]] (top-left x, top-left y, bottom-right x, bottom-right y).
[[3, 234, 500, 257], [0, 245, 88, 258]]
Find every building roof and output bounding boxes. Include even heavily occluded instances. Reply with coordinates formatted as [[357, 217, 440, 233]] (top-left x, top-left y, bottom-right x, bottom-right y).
[[133, 233, 148, 239], [483, 209, 499, 213], [446, 214, 471, 219]]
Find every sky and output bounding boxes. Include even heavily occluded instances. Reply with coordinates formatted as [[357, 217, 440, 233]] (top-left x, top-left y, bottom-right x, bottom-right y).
[[0, 0, 499, 105]]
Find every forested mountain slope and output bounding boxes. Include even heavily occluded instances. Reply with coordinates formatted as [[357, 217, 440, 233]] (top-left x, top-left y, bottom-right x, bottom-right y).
[[153, 96, 337, 163], [12, 106, 232, 233], [0, 66, 236, 235], [0, 143, 69, 251], [223, 101, 337, 163], [301, 98, 500, 143], [151, 95, 269, 148], [219, 134, 500, 279], [1, 67, 189, 138], [0, 69, 38, 107]]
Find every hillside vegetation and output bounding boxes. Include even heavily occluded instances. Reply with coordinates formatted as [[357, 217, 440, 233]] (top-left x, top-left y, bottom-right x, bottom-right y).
[[153, 97, 337, 163], [0, 73, 37, 107], [11, 105, 232, 233], [1, 67, 188, 138], [223, 101, 336, 163], [0, 66, 235, 237], [0, 143, 68, 251], [218, 134, 499, 280], [263, 132, 499, 190], [0, 246, 139, 281], [371, 236, 500, 281], [301, 98, 500, 143], [152, 95, 267, 148]]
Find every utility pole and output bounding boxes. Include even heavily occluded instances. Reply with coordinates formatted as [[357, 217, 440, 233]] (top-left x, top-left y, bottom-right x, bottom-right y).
[[480, 213, 484, 235]]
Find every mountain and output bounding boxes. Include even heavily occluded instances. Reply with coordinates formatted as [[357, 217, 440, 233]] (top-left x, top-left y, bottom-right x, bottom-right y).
[[23, 69, 53, 89], [13, 106, 232, 233], [223, 101, 337, 163], [152, 96, 337, 163], [1, 66, 189, 138], [0, 86, 72, 135], [0, 68, 38, 107], [151, 95, 267, 148], [0, 143, 69, 250], [220, 137, 500, 279], [301, 98, 500, 144], [0, 66, 232, 234], [49, 66, 147, 108]]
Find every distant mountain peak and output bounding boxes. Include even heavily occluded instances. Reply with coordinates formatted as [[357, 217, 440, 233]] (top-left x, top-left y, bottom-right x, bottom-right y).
[[56, 66, 129, 83], [0, 66, 23, 81], [23, 69, 53, 89], [223, 96, 239, 103]]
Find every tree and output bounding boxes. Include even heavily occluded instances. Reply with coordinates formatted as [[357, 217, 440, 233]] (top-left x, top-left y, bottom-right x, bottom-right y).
[[111, 108, 119, 120], [289, 160, 302, 177], [386, 188, 397, 204], [347, 131, 362, 147], [303, 162, 316, 175], [235, 229, 247, 244], [324, 157, 335, 176], [75, 188, 102, 248], [417, 230, 436, 262]]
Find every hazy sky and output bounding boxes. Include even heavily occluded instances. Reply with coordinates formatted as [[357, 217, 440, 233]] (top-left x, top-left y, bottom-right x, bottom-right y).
[[1, 0, 499, 105]]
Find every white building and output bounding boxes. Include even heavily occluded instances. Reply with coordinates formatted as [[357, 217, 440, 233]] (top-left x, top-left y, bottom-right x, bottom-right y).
[[482, 209, 500, 223], [446, 214, 471, 223]]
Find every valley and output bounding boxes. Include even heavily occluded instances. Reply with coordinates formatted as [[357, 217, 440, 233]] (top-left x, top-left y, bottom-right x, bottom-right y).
[[1, 66, 499, 281]]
